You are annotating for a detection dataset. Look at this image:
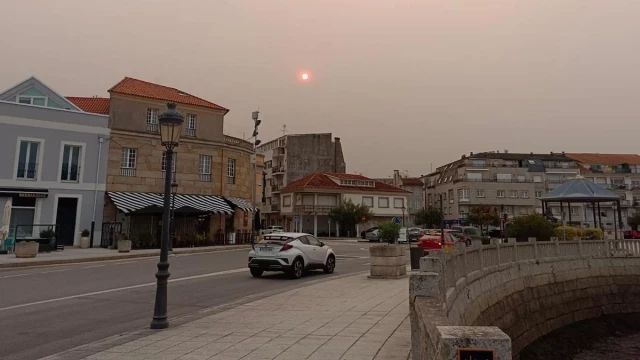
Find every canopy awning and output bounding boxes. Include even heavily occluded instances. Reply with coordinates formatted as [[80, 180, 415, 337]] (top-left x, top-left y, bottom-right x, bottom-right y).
[[540, 176, 620, 202], [107, 192, 233, 215], [224, 197, 255, 212]]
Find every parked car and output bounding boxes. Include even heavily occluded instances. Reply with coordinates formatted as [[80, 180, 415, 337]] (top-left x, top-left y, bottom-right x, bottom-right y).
[[445, 230, 472, 246], [487, 229, 503, 239], [263, 226, 284, 235], [450, 226, 483, 244], [366, 229, 381, 242], [417, 233, 457, 251], [407, 227, 422, 242], [624, 230, 640, 239], [361, 227, 379, 239], [397, 228, 408, 244], [248, 233, 335, 279]]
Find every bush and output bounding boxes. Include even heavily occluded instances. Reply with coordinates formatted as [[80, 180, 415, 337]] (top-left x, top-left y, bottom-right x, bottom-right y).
[[506, 214, 555, 242], [81, 229, 90, 237], [582, 228, 603, 239], [554, 226, 582, 240], [378, 222, 400, 242], [39, 229, 55, 239]]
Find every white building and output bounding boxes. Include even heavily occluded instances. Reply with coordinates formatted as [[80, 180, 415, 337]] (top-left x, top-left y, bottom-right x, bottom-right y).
[[279, 172, 410, 237]]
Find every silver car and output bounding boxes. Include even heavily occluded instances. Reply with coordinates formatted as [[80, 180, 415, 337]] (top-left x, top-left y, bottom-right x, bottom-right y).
[[366, 229, 380, 242]]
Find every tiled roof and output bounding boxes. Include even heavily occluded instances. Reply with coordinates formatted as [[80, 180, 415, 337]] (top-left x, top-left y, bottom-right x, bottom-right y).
[[565, 153, 640, 166], [401, 177, 424, 186], [66, 97, 110, 115], [281, 172, 410, 193], [108, 77, 228, 113]]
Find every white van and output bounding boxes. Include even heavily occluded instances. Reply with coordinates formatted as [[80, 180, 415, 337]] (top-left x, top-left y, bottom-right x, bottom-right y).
[[397, 228, 408, 244]]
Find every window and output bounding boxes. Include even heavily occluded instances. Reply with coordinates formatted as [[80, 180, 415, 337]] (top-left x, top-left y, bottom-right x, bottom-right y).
[[459, 189, 469, 200], [448, 190, 454, 203], [476, 189, 485, 198], [535, 191, 543, 198], [283, 195, 291, 206], [306, 235, 321, 246], [533, 175, 542, 183], [414, 199, 421, 209], [120, 148, 136, 176], [467, 172, 482, 182], [16, 140, 40, 180], [362, 196, 373, 207], [427, 194, 432, 204], [227, 158, 235, 184], [185, 114, 197, 137], [378, 197, 389, 208], [571, 207, 578, 215], [510, 190, 518, 198], [61, 144, 81, 182], [497, 190, 505, 198], [394, 198, 404, 208], [521, 190, 529, 198], [517, 175, 525, 183], [471, 160, 486, 167], [9, 197, 37, 238], [161, 151, 177, 181], [443, 192, 447, 201], [199, 155, 211, 182], [340, 179, 374, 187], [496, 174, 512, 183], [17, 96, 47, 106], [146, 108, 159, 132]]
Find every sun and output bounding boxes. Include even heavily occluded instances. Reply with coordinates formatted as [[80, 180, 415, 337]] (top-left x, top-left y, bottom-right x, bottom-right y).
[[299, 71, 312, 82], [301, 73, 309, 80]]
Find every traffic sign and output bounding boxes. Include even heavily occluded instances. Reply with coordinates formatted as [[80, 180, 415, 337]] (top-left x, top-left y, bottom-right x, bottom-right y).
[[392, 217, 401, 224], [294, 216, 300, 222], [361, 216, 366, 222]]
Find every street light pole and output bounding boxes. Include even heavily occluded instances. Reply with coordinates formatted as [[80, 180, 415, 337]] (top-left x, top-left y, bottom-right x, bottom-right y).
[[150, 103, 183, 330], [439, 194, 444, 245], [251, 111, 261, 245], [169, 181, 178, 251]]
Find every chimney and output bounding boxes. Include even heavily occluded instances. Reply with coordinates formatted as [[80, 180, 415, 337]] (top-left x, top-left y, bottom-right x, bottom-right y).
[[550, 151, 554, 155], [470, 152, 474, 156], [504, 149, 509, 154], [562, 151, 565, 155], [333, 137, 340, 173]]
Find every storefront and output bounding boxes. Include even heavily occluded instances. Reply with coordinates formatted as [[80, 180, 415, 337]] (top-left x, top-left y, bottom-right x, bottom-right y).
[[0, 187, 48, 240]]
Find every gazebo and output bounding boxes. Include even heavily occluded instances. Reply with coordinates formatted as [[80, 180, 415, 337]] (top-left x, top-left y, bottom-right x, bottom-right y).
[[539, 176, 624, 238]]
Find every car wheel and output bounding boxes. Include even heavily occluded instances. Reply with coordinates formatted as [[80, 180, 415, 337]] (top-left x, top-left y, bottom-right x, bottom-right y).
[[250, 268, 263, 277], [289, 258, 304, 279], [324, 255, 335, 274]]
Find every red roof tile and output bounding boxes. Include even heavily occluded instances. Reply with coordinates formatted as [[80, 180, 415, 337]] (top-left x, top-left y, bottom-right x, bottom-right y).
[[281, 172, 410, 193], [108, 77, 228, 113], [401, 177, 424, 186], [565, 153, 640, 166], [66, 97, 110, 115]]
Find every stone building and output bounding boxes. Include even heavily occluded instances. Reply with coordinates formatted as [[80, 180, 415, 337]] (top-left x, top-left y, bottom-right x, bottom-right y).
[[69, 77, 263, 245], [257, 133, 346, 227]]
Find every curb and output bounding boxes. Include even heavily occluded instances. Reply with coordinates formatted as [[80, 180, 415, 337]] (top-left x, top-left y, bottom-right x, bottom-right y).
[[0, 245, 252, 269]]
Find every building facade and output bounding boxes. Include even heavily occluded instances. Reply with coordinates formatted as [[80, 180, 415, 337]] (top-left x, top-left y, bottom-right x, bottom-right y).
[[70, 77, 263, 246], [279, 172, 410, 236], [391, 170, 424, 226], [258, 133, 346, 227], [0, 77, 110, 247]]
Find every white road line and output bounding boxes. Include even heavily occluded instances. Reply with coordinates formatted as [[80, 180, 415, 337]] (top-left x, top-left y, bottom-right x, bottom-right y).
[[41, 269, 72, 274], [0, 273, 29, 279], [83, 265, 106, 269], [0, 268, 247, 312], [114, 261, 137, 265]]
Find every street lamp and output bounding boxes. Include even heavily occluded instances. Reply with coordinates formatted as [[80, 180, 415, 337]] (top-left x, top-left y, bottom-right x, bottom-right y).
[[150, 103, 183, 330], [401, 204, 406, 247], [169, 181, 178, 251]]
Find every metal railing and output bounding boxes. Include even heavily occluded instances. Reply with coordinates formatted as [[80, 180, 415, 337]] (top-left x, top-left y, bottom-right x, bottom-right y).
[[199, 173, 211, 182], [455, 177, 533, 183], [438, 238, 640, 292], [60, 164, 80, 182], [146, 123, 158, 132], [272, 167, 285, 174], [293, 205, 337, 213], [271, 204, 280, 212], [16, 162, 38, 180], [184, 128, 196, 137], [120, 168, 136, 177]]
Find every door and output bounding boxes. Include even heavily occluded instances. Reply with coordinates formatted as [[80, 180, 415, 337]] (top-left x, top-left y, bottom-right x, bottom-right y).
[[305, 235, 327, 264], [56, 198, 78, 246]]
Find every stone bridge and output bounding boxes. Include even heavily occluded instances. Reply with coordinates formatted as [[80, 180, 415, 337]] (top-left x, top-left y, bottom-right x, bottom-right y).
[[409, 238, 640, 359]]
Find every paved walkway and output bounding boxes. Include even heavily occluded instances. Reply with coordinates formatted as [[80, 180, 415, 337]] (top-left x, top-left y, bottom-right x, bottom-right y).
[[0, 245, 251, 268], [44, 273, 410, 360]]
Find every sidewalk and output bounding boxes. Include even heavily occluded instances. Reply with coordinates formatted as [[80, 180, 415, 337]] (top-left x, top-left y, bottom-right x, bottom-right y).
[[0, 245, 251, 269], [45, 273, 410, 360]]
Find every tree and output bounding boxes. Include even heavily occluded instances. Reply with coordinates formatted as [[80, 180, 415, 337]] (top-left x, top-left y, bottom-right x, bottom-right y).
[[506, 214, 555, 241], [628, 211, 640, 231], [329, 198, 374, 237], [378, 222, 401, 243], [467, 205, 500, 233], [414, 207, 443, 228]]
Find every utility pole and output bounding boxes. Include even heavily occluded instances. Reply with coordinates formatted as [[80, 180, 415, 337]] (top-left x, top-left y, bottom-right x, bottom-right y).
[[251, 111, 262, 245]]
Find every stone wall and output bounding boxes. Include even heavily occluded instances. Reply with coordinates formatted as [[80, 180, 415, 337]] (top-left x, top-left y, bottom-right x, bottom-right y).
[[285, 134, 346, 184], [409, 239, 640, 359]]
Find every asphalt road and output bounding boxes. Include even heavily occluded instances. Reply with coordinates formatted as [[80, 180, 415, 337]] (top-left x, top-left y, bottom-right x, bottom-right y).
[[0, 240, 374, 360]]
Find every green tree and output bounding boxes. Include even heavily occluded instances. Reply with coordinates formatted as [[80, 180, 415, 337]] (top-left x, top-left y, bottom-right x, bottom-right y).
[[628, 211, 640, 231], [414, 207, 443, 228], [506, 213, 555, 241], [467, 205, 500, 234], [329, 198, 374, 237], [378, 222, 401, 243]]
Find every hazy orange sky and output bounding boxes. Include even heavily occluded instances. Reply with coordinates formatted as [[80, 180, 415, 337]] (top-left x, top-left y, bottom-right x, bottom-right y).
[[2, 0, 639, 177]]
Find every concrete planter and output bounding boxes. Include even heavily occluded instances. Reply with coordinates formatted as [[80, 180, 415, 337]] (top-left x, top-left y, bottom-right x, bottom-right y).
[[15, 241, 39, 258], [118, 239, 132, 253], [369, 245, 406, 279], [79, 236, 90, 249]]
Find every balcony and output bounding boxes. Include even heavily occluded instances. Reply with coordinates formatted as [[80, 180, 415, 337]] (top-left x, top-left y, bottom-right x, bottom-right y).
[[199, 173, 211, 182], [544, 163, 577, 169], [271, 184, 282, 193], [272, 167, 285, 175], [185, 128, 196, 137], [120, 168, 136, 177], [273, 148, 285, 157], [271, 204, 281, 212], [146, 123, 158, 133], [294, 205, 336, 214], [455, 177, 533, 183]]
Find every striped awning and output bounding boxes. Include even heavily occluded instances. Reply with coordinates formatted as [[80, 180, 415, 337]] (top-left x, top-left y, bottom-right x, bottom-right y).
[[224, 197, 256, 212], [107, 192, 233, 215]]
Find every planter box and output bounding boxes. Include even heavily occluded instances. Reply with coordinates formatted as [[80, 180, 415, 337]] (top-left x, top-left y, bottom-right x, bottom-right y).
[[15, 241, 39, 258], [118, 239, 132, 253], [369, 245, 406, 279], [80, 236, 90, 249]]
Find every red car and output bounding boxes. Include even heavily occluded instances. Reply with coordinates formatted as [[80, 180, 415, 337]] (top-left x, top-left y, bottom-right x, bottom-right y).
[[625, 230, 640, 239], [417, 233, 458, 251]]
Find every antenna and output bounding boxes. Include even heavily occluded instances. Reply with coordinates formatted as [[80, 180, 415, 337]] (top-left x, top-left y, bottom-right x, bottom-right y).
[[281, 124, 288, 137]]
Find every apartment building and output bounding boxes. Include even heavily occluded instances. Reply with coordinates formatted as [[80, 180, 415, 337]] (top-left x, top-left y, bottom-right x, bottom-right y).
[[257, 133, 346, 226], [390, 170, 423, 226], [69, 77, 263, 244], [425, 151, 578, 225]]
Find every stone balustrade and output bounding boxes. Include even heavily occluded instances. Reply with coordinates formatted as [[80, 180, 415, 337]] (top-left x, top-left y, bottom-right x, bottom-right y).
[[410, 238, 640, 359]]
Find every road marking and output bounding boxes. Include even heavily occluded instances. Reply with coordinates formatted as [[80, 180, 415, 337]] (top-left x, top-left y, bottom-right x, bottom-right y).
[[114, 261, 137, 265], [0, 268, 247, 312], [83, 265, 106, 269], [0, 273, 29, 279], [41, 269, 72, 274]]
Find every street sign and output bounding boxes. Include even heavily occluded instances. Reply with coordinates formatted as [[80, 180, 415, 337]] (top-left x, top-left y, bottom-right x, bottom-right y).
[[392, 217, 401, 225], [361, 216, 366, 222], [294, 216, 300, 222]]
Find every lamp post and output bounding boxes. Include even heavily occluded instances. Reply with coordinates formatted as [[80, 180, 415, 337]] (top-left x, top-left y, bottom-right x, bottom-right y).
[[150, 103, 183, 330], [169, 181, 178, 251], [251, 111, 261, 245]]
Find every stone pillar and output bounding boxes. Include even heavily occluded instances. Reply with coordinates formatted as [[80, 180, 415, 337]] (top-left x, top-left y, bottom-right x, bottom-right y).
[[437, 326, 511, 360], [369, 245, 406, 278]]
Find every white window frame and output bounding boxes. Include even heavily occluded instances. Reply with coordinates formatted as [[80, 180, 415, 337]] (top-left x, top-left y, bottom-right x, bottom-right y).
[[8, 197, 41, 238], [146, 108, 159, 132], [535, 191, 543, 198], [378, 197, 389, 208], [448, 190, 454, 203], [16, 95, 48, 106], [227, 158, 236, 184], [362, 196, 374, 207], [510, 190, 518, 198], [533, 175, 542, 183], [161, 151, 177, 181], [58, 141, 86, 183], [393, 198, 404, 208], [497, 190, 505, 198], [120, 148, 137, 176], [283, 195, 292, 207], [185, 114, 197, 136], [476, 189, 485, 198], [459, 189, 469, 200], [570, 206, 578, 215], [13, 137, 45, 181], [199, 155, 212, 182], [521, 190, 529, 198]]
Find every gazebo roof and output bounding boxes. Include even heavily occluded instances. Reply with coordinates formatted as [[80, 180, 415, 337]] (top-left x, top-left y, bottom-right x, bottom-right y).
[[540, 176, 620, 202]]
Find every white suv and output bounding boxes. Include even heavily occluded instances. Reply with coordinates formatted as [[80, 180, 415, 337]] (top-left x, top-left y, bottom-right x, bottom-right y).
[[248, 233, 336, 279], [263, 226, 284, 235]]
